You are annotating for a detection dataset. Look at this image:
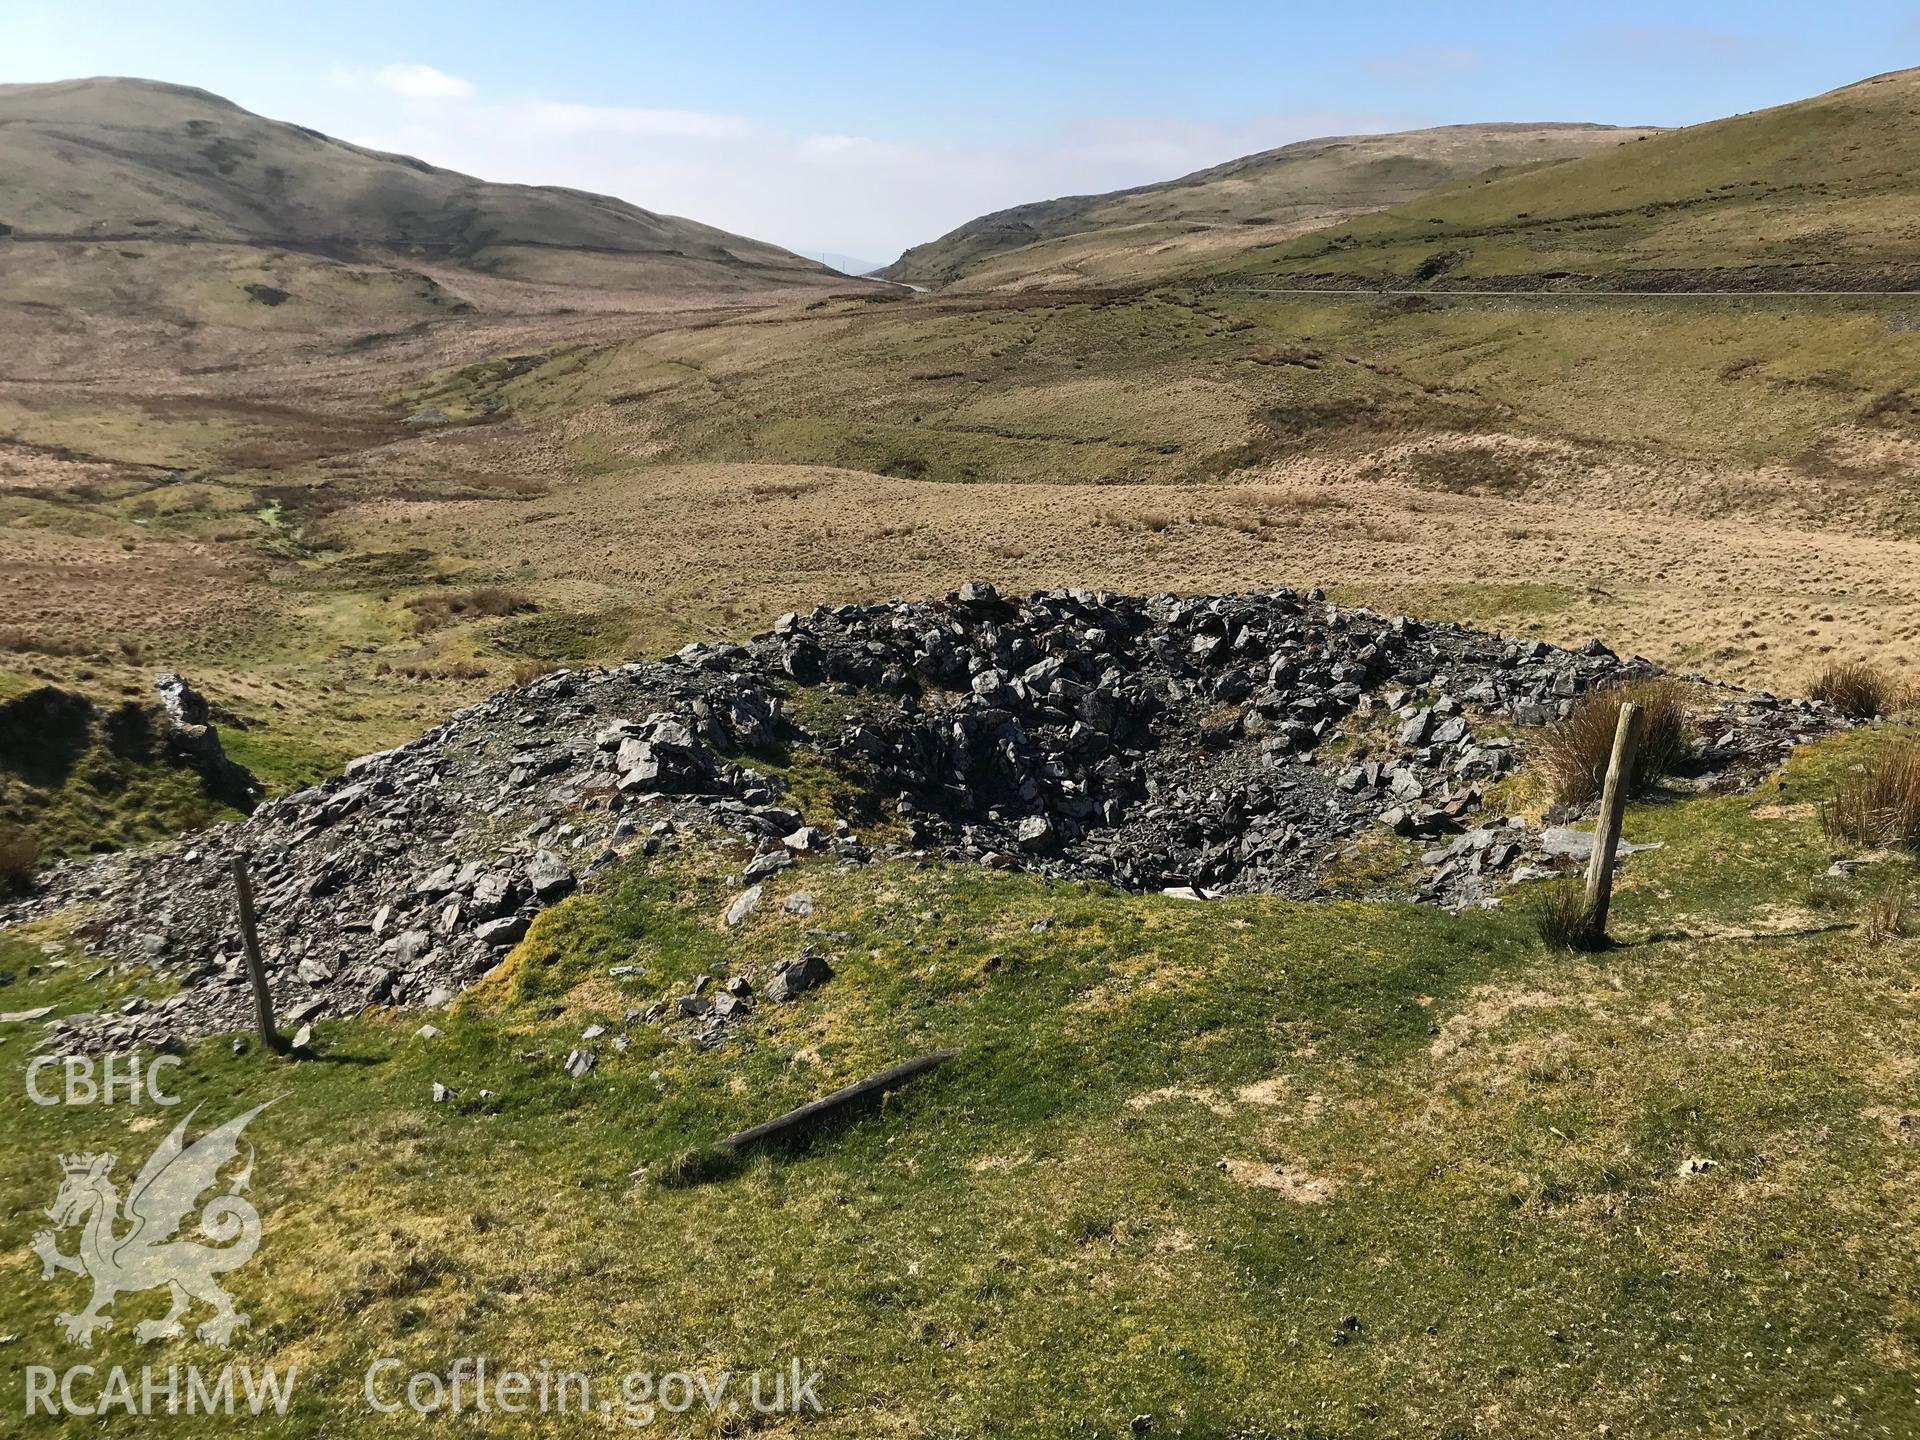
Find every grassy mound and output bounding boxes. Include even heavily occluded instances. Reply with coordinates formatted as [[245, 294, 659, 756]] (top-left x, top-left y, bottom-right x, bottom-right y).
[[0, 685, 255, 860], [0, 726, 1914, 1434]]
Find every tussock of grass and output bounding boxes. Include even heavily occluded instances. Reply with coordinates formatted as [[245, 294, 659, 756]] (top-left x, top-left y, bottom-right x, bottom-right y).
[[1821, 744, 1920, 851], [1218, 391, 1477, 472], [0, 825, 39, 894], [746, 477, 828, 501], [0, 688, 253, 858], [1097, 507, 1178, 533], [0, 627, 89, 658], [1863, 883, 1913, 945], [1534, 679, 1691, 806], [1809, 660, 1907, 720], [403, 584, 536, 634], [509, 659, 564, 686], [1405, 445, 1541, 496], [1533, 878, 1599, 951], [1249, 344, 1324, 368], [493, 606, 634, 666]]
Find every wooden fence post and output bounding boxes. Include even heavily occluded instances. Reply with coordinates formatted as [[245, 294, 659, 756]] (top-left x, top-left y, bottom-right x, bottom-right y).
[[230, 852, 286, 1053], [719, 1049, 959, 1153], [1582, 701, 1643, 947]]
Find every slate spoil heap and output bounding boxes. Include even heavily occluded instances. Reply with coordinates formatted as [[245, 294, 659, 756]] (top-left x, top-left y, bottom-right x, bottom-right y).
[[5, 585, 1830, 1048]]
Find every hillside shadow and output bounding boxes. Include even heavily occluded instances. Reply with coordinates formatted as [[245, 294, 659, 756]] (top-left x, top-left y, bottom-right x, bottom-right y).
[[0, 687, 95, 789]]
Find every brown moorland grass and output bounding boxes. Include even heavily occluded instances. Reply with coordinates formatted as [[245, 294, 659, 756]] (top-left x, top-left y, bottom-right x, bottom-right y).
[[0, 627, 87, 658], [1809, 659, 1910, 720], [402, 585, 536, 634], [0, 826, 40, 894], [1534, 678, 1692, 807], [1864, 882, 1914, 944], [1821, 744, 1920, 851], [16, 256, 1920, 793], [508, 659, 565, 686], [388, 655, 493, 681]]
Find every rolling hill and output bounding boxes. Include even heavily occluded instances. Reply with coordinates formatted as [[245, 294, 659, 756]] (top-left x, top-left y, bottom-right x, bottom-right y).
[[0, 76, 856, 332], [1220, 66, 1920, 290], [879, 122, 1660, 292]]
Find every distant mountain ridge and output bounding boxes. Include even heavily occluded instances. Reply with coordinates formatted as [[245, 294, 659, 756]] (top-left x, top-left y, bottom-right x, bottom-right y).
[[0, 76, 850, 315], [880, 121, 1661, 292]]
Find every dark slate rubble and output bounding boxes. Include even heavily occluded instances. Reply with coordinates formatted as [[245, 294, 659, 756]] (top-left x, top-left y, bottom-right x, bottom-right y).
[[1, 585, 1833, 1048], [770, 584, 1824, 901]]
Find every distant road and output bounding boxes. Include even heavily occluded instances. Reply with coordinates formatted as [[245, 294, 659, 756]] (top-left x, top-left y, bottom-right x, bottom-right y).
[[1219, 286, 1920, 300]]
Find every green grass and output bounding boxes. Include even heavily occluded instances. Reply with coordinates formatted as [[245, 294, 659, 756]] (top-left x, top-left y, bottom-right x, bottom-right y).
[[883, 123, 1653, 291], [214, 725, 346, 796], [0, 401, 243, 471], [0, 691, 253, 858], [459, 283, 1920, 522], [0, 730, 1915, 1434], [490, 608, 636, 667], [1221, 67, 1920, 291]]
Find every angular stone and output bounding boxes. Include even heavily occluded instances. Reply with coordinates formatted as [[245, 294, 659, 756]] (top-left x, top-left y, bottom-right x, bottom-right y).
[[527, 850, 575, 902], [1016, 815, 1059, 853], [1213, 668, 1255, 703], [1387, 767, 1424, 801], [474, 914, 530, 947], [414, 863, 459, 898], [957, 580, 1000, 607], [469, 871, 518, 919], [765, 950, 834, 1003], [725, 885, 763, 927], [744, 849, 793, 881]]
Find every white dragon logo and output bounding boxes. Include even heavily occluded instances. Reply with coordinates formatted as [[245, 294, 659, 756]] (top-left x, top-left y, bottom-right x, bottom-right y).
[[29, 1101, 272, 1348]]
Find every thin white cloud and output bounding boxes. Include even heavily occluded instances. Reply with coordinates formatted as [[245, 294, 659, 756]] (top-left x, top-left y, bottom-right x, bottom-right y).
[[793, 133, 916, 166], [315, 66, 1410, 261], [516, 100, 751, 140], [329, 62, 475, 101], [1049, 112, 1400, 179]]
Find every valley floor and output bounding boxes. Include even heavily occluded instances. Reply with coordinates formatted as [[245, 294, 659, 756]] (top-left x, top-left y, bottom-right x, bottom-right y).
[[7, 284, 1920, 793]]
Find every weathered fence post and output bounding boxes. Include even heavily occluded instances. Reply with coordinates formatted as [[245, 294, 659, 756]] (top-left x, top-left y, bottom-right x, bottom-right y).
[[719, 1049, 959, 1153], [1582, 701, 1643, 947], [230, 852, 286, 1053]]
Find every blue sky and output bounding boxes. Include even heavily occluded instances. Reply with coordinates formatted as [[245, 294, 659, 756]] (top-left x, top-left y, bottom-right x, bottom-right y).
[[4, 1, 1913, 264]]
